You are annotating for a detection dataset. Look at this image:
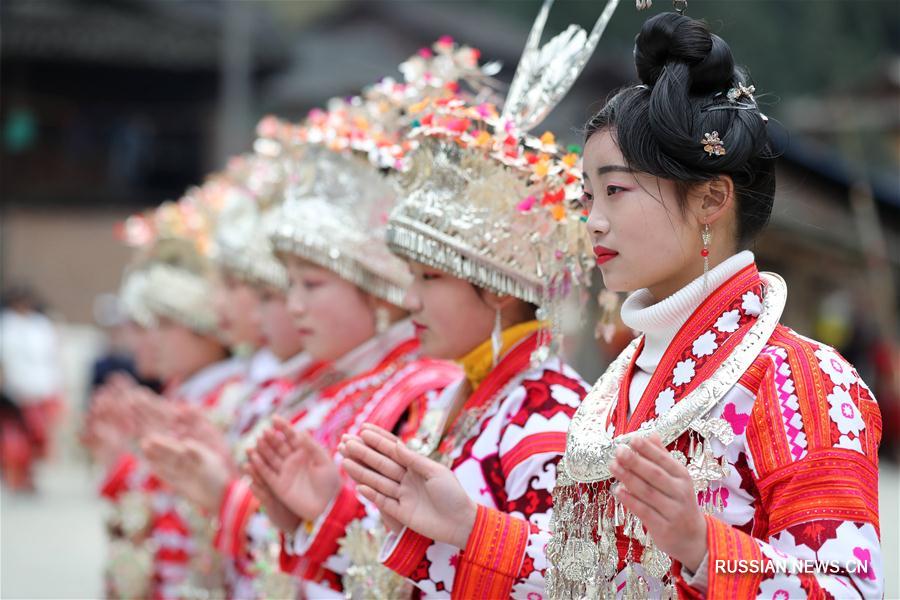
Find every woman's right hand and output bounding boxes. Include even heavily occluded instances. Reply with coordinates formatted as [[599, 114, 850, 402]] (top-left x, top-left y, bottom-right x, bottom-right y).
[[245, 450, 302, 532], [249, 417, 342, 524], [339, 424, 477, 549]]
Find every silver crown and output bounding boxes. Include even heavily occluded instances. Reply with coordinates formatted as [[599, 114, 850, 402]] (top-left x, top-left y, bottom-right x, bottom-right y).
[[269, 147, 411, 306]]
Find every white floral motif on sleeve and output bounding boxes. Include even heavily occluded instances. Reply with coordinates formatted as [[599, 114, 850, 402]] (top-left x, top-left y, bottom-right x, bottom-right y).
[[815, 347, 857, 390]]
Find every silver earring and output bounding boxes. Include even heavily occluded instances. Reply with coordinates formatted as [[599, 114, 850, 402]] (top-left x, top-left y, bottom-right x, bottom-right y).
[[375, 307, 390, 334], [701, 223, 712, 289], [594, 289, 620, 344], [491, 308, 503, 367]]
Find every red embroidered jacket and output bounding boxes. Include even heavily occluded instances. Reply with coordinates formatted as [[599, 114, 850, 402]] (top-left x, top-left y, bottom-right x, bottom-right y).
[[100, 357, 245, 600], [468, 265, 883, 599], [278, 334, 461, 597], [212, 355, 333, 599], [380, 332, 589, 599]]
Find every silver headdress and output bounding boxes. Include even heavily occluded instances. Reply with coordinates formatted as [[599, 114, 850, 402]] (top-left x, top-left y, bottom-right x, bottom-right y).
[[210, 133, 293, 292], [269, 140, 410, 306], [117, 268, 157, 329], [119, 194, 221, 336], [142, 258, 219, 335], [269, 38, 500, 307], [386, 0, 621, 359]]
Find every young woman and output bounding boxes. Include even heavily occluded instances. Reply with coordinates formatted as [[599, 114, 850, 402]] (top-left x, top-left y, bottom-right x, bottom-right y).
[[545, 13, 882, 599], [0, 286, 63, 491], [241, 110, 461, 598], [345, 12, 883, 600], [96, 208, 247, 598], [144, 150, 341, 599], [118, 269, 162, 388], [83, 267, 161, 600], [333, 56, 600, 600]]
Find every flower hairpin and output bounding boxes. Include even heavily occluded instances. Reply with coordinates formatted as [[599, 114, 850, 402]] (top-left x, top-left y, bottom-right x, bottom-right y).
[[727, 82, 756, 104], [701, 131, 726, 156]]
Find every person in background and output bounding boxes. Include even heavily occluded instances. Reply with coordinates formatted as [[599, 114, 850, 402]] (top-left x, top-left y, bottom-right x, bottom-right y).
[[0, 284, 64, 491]]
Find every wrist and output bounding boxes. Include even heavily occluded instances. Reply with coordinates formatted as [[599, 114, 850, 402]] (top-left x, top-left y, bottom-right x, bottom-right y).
[[202, 473, 231, 513], [306, 479, 342, 523], [680, 515, 709, 573], [451, 499, 478, 549]]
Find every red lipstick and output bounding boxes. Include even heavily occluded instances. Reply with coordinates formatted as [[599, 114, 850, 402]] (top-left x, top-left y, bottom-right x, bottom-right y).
[[593, 245, 619, 265]]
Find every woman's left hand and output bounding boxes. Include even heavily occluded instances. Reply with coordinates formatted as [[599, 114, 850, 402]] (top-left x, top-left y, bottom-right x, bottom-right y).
[[609, 433, 707, 573], [173, 405, 234, 469], [142, 434, 233, 513]]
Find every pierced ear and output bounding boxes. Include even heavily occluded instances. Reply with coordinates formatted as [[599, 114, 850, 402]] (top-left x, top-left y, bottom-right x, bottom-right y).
[[361, 290, 378, 307], [477, 290, 513, 312], [699, 176, 734, 222]]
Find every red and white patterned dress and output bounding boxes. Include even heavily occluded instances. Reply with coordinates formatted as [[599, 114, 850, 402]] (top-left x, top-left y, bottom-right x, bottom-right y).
[[99, 357, 246, 600], [279, 320, 461, 598], [488, 254, 884, 599], [213, 351, 334, 599], [378, 329, 589, 599]]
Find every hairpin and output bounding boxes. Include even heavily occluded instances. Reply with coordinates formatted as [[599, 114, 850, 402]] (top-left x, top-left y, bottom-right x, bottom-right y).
[[727, 82, 756, 104], [701, 131, 726, 156]]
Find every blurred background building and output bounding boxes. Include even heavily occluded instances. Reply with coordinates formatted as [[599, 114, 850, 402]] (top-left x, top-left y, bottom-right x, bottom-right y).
[[1, 0, 898, 596]]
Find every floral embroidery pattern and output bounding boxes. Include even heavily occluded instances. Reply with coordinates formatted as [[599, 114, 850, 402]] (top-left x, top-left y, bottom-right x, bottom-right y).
[[715, 309, 741, 333], [741, 291, 762, 316], [692, 330, 718, 358], [672, 358, 697, 386], [655, 388, 676, 416]]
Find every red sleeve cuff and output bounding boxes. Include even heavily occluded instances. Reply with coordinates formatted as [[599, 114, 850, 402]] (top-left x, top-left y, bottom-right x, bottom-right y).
[[99, 452, 138, 500], [381, 527, 434, 578], [213, 477, 259, 558], [279, 531, 301, 574], [453, 505, 530, 599], [677, 514, 764, 599]]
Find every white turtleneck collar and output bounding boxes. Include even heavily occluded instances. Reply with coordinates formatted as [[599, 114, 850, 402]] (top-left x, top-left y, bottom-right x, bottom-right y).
[[619, 251, 755, 414]]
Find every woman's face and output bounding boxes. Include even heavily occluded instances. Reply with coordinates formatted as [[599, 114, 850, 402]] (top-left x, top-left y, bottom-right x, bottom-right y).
[[150, 317, 221, 382], [213, 272, 265, 349], [283, 257, 376, 363], [124, 322, 160, 380], [257, 285, 305, 362], [581, 129, 705, 298], [403, 261, 496, 360]]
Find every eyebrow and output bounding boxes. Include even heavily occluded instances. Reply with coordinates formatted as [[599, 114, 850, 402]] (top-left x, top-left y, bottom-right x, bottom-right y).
[[596, 165, 632, 176]]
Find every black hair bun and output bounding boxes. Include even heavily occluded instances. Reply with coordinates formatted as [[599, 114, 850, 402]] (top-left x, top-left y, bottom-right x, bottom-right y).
[[585, 12, 776, 247], [635, 12, 735, 94]]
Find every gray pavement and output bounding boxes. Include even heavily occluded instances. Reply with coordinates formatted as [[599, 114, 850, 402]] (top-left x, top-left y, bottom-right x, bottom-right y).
[[1, 456, 106, 600]]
